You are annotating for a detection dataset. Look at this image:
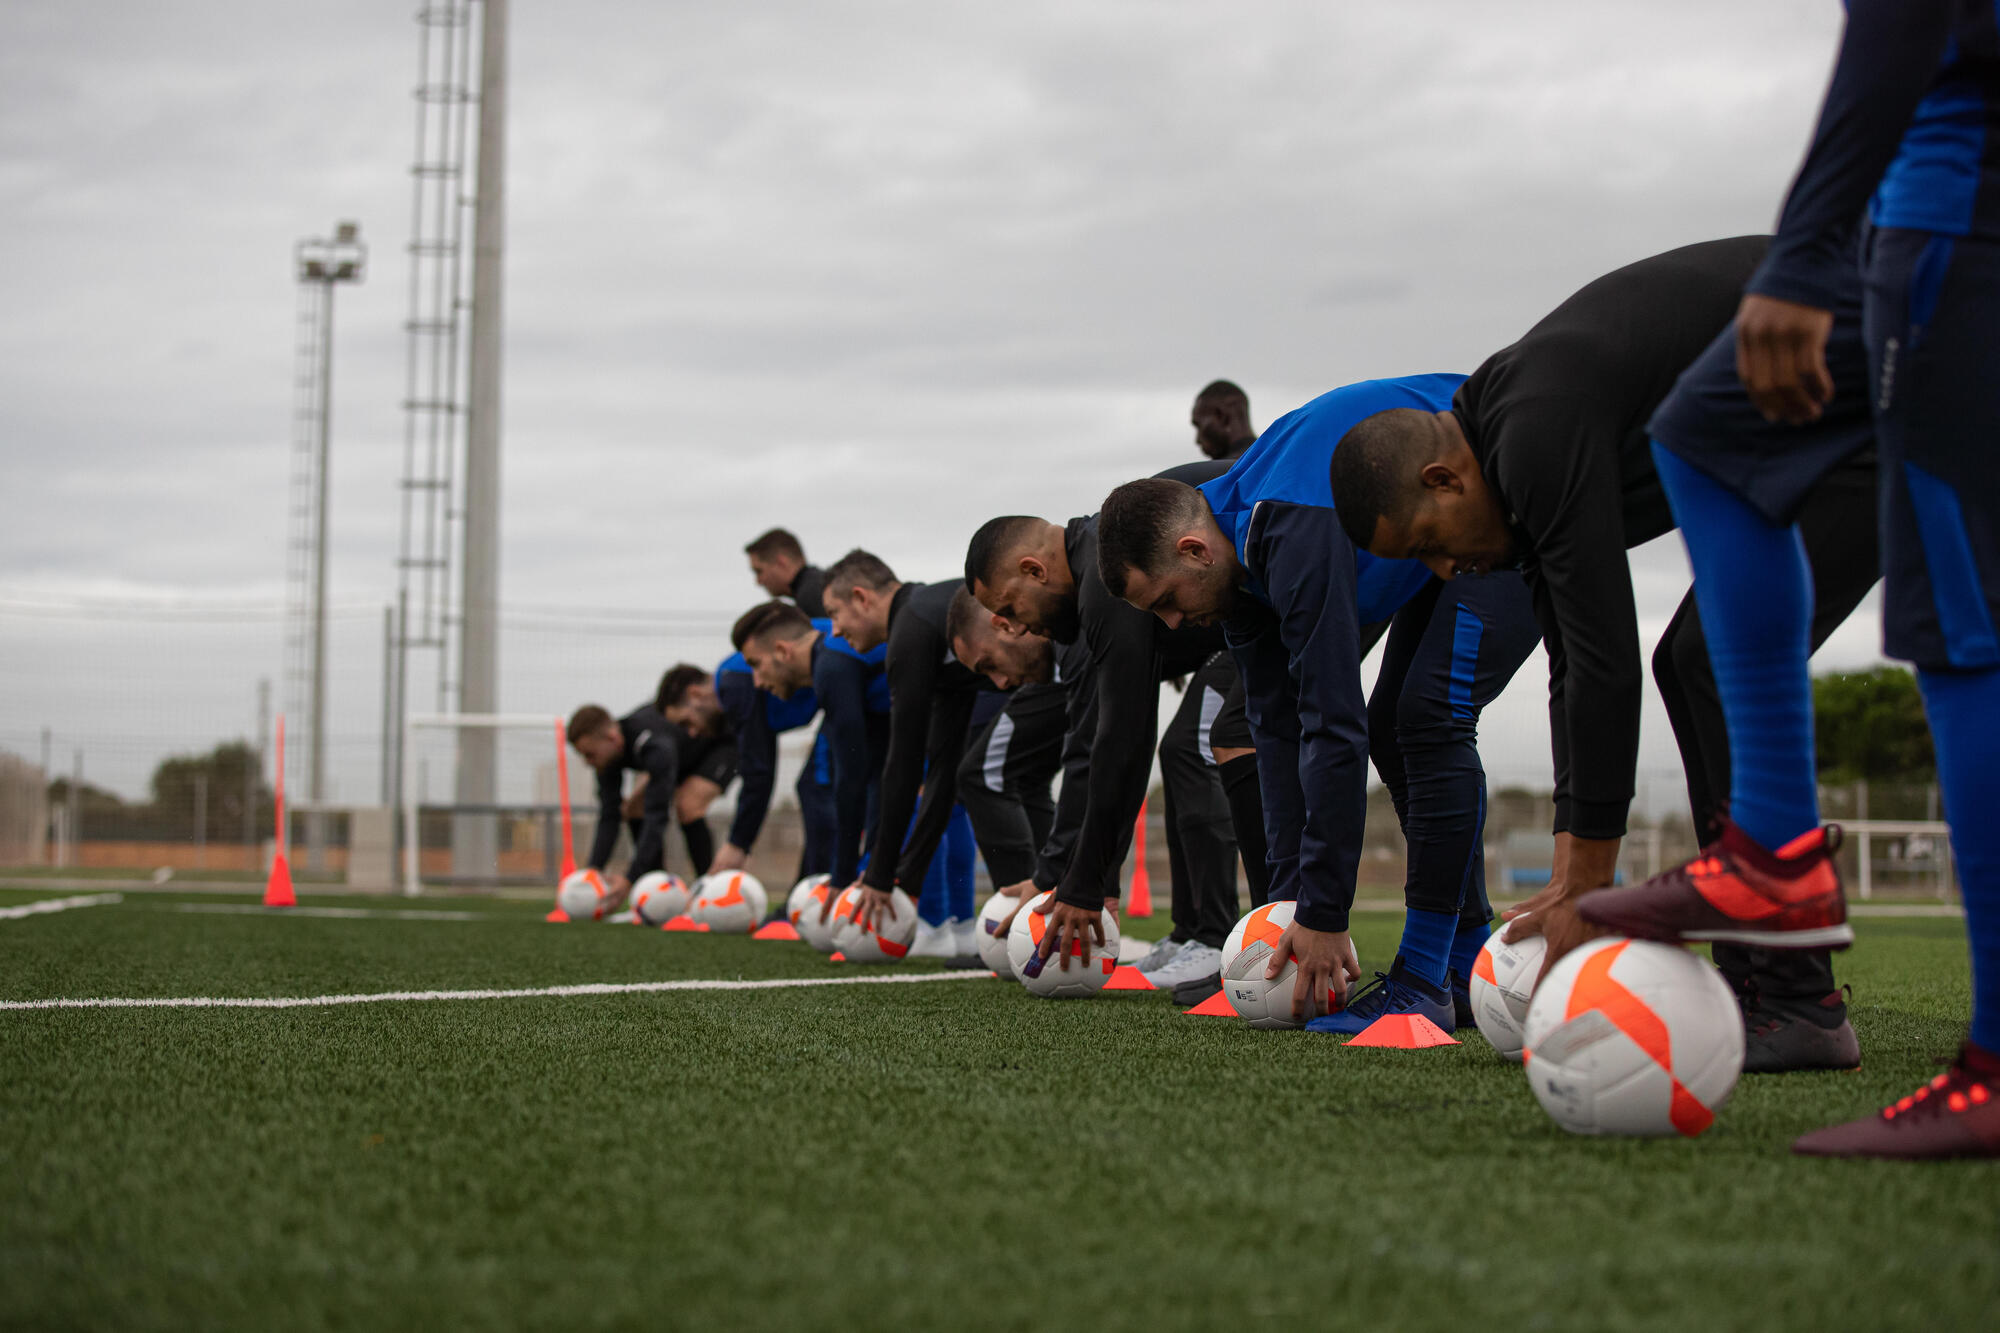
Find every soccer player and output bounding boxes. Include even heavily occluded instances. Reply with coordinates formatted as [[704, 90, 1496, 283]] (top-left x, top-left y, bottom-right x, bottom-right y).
[[657, 656, 833, 884], [822, 550, 983, 955], [732, 601, 892, 895], [945, 587, 1081, 909], [1580, 2, 2000, 1154], [566, 701, 685, 900], [649, 664, 741, 878], [963, 465, 1242, 991], [1191, 379, 1258, 462], [1326, 237, 1881, 1070], [745, 527, 830, 618], [1096, 390, 1541, 1031]]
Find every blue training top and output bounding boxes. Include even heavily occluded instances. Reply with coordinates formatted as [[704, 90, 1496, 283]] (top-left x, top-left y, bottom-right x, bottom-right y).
[[1196, 375, 1459, 934]]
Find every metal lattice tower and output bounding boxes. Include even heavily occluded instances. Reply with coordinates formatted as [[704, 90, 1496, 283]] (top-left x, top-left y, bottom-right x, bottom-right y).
[[283, 223, 366, 817], [394, 0, 479, 725]]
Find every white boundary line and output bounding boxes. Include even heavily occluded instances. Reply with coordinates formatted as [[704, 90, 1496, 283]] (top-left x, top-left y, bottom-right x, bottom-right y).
[[159, 903, 488, 921], [0, 892, 123, 921], [0, 969, 996, 1012]]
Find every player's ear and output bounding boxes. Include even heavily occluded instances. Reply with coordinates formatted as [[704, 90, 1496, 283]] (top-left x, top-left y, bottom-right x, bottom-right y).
[[1418, 461, 1463, 495], [1176, 534, 1209, 565], [1019, 555, 1046, 584]]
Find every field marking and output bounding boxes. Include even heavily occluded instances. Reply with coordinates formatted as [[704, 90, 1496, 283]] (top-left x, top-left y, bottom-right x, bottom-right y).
[[158, 903, 488, 922], [0, 892, 124, 921], [0, 969, 996, 1012]]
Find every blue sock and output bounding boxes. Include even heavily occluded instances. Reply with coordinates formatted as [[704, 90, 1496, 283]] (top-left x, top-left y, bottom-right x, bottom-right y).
[[1449, 916, 1491, 981], [945, 806, 977, 921], [1652, 441, 1820, 851], [1398, 908, 1459, 988], [1918, 667, 2000, 1053]]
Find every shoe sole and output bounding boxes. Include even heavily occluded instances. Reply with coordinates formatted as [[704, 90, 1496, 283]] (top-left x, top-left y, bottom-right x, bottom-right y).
[[1683, 924, 1855, 949]]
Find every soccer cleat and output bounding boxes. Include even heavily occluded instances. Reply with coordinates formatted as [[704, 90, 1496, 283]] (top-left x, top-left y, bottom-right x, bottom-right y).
[[1140, 939, 1222, 990], [1577, 818, 1853, 950], [950, 916, 981, 959], [1792, 1044, 2000, 1159], [1742, 986, 1861, 1074], [1304, 957, 1455, 1037], [1133, 935, 1185, 973], [1448, 968, 1474, 1030], [1171, 973, 1223, 1006], [906, 918, 957, 959]]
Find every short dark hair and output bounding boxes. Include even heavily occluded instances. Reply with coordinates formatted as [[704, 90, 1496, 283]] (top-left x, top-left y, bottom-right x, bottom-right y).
[[730, 600, 815, 651], [1196, 379, 1247, 405], [653, 663, 709, 712], [963, 515, 1044, 591], [1095, 479, 1209, 599], [566, 704, 614, 746], [823, 549, 898, 602], [744, 528, 805, 563], [944, 586, 992, 647], [1327, 408, 1440, 552]]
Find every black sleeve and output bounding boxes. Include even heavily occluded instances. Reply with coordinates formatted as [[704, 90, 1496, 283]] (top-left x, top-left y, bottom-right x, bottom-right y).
[[1056, 597, 1162, 911], [1033, 670, 1099, 891], [1242, 504, 1371, 934], [814, 655, 874, 885], [889, 688, 979, 889], [586, 762, 622, 871], [1496, 399, 1641, 840], [1748, 0, 1958, 310], [720, 674, 775, 851], [863, 615, 943, 891], [624, 728, 682, 878]]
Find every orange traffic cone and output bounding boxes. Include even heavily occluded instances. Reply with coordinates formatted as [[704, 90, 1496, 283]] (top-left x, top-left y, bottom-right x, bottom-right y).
[[1344, 1014, 1459, 1048], [263, 716, 296, 908], [1183, 990, 1236, 1016], [1103, 965, 1155, 990], [752, 920, 801, 941], [546, 717, 577, 921], [1126, 801, 1153, 917], [662, 916, 708, 933]]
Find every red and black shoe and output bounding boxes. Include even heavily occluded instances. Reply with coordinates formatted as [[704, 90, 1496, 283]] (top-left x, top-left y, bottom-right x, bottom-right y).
[[1793, 1043, 2000, 1160], [1577, 818, 1852, 951]]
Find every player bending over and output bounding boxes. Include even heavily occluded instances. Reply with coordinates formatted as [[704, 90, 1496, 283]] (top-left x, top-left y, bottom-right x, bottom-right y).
[[566, 701, 685, 903]]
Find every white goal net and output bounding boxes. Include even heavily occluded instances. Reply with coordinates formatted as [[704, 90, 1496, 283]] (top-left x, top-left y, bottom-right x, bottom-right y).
[[399, 713, 598, 895]]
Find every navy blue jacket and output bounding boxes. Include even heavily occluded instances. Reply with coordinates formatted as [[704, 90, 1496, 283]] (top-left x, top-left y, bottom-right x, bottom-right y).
[[1199, 378, 1451, 932], [1752, 0, 2000, 309], [715, 617, 838, 852], [586, 704, 683, 879], [810, 634, 892, 885]]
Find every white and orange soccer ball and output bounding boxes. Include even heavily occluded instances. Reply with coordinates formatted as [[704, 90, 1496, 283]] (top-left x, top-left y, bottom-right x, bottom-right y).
[[829, 885, 918, 963], [630, 871, 693, 927], [975, 892, 1023, 978], [790, 876, 841, 953], [1469, 925, 1548, 1060], [556, 868, 615, 921], [1522, 936, 1745, 1138], [1219, 900, 1339, 1028], [1005, 891, 1120, 999], [689, 871, 765, 934]]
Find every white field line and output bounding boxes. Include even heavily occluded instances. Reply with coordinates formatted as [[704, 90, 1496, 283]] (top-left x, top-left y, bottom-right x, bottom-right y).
[[0, 892, 123, 921], [0, 968, 996, 1012], [159, 903, 488, 921]]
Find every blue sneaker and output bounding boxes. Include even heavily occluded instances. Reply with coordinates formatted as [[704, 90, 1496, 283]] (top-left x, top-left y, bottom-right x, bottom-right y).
[[1305, 957, 1457, 1037]]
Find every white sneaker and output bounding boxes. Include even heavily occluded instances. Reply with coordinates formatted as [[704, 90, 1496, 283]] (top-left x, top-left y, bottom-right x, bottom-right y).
[[1133, 935, 1184, 972], [950, 916, 980, 958], [1140, 939, 1222, 989], [908, 918, 956, 959]]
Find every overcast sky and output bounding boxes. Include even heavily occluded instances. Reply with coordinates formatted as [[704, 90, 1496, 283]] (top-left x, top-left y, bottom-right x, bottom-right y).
[[0, 0, 1881, 806]]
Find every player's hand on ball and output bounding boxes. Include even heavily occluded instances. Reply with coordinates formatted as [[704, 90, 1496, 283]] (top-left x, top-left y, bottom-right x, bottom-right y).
[[1033, 896, 1105, 973], [607, 872, 631, 903], [1274, 923, 1359, 1021], [1501, 888, 1606, 986], [852, 886, 894, 933], [709, 843, 748, 873], [1735, 293, 1835, 425], [997, 880, 1037, 898]]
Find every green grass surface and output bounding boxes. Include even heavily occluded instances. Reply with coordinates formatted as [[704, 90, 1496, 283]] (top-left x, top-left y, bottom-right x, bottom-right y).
[[1, 890, 1994, 1331]]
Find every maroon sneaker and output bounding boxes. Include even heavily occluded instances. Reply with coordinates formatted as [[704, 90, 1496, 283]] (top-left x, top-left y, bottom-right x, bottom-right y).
[[1577, 819, 1852, 950], [1793, 1044, 2000, 1160]]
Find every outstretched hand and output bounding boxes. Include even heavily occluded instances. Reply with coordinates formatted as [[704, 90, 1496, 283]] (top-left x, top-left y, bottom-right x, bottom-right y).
[[1735, 293, 1836, 424]]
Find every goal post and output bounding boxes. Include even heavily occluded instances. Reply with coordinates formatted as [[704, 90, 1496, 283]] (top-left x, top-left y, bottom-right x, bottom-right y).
[[401, 713, 584, 896]]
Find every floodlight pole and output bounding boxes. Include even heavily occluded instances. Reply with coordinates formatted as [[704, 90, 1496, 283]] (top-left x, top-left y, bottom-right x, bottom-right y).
[[454, 0, 508, 880]]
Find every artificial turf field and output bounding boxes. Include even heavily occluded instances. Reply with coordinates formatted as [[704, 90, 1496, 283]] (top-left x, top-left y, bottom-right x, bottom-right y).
[[2, 887, 1994, 1331]]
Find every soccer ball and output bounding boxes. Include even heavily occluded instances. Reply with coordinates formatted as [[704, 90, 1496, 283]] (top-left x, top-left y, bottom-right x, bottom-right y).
[[630, 872, 693, 927], [1522, 937, 1745, 1138], [556, 868, 615, 921], [689, 871, 765, 934], [829, 886, 918, 963], [1219, 900, 1338, 1028], [1468, 926, 1548, 1060], [1006, 891, 1120, 999], [790, 876, 841, 953], [975, 892, 1024, 978]]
